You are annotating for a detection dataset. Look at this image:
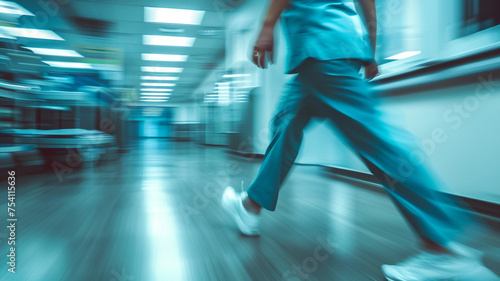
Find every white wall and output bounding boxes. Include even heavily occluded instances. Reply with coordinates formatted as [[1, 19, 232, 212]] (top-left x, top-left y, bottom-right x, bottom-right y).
[[295, 88, 500, 205], [295, 79, 500, 205], [297, 121, 370, 173], [382, 82, 500, 204], [172, 106, 200, 123]]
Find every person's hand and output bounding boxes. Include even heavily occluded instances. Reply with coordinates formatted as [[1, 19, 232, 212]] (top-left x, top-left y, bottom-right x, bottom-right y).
[[252, 25, 274, 69], [365, 62, 379, 80]]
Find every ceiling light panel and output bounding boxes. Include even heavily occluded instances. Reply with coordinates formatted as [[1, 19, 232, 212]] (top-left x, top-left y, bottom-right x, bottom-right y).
[[140, 88, 173, 92], [141, 92, 172, 95], [0, 1, 34, 16], [0, 29, 14, 39], [145, 7, 205, 25], [143, 35, 195, 47], [141, 93, 171, 96], [141, 97, 169, 100], [141, 76, 179, 81], [25, 48, 83, 57], [0, 27, 64, 40], [142, 99, 168, 102], [142, 53, 188, 62], [141, 83, 176, 87], [43, 61, 93, 69], [141, 95, 170, 99], [142, 66, 183, 73], [159, 28, 185, 33]]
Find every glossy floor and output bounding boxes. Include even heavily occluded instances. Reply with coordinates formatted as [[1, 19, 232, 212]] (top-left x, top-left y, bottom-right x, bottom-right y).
[[1, 139, 499, 281]]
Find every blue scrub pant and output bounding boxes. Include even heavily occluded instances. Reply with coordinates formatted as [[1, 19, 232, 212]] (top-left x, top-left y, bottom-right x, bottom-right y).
[[247, 59, 472, 247]]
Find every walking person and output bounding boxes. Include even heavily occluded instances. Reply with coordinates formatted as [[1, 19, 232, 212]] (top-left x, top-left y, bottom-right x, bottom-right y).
[[222, 0, 500, 280]]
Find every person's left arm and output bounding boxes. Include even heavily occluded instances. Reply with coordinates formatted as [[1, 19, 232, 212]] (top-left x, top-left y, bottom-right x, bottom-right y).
[[355, 0, 379, 79], [252, 0, 292, 68]]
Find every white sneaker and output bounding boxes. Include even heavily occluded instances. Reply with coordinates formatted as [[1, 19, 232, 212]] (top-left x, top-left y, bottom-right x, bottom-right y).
[[382, 251, 500, 281], [221, 186, 261, 236]]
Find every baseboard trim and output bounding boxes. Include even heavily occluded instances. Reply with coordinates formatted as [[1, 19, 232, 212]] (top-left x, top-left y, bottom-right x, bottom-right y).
[[322, 166, 500, 222], [225, 149, 265, 160]]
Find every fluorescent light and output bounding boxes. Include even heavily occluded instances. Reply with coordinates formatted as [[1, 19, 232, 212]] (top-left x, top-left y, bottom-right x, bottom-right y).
[[140, 88, 173, 92], [141, 97, 168, 102], [145, 7, 205, 25], [141, 96, 169, 99], [25, 47, 83, 57], [0, 29, 14, 39], [0, 27, 64, 40], [142, 66, 183, 73], [141, 83, 176, 87], [91, 64, 121, 71], [159, 28, 185, 33], [141, 76, 179, 81], [142, 99, 168, 102], [141, 93, 171, 96], [142, 53, 188, 62], [143, 35, 195, 47], [223, 74, 250, 78], [43, 61, 93, 69], [386, 51, 421, 60], [0, 1, 34, 16]]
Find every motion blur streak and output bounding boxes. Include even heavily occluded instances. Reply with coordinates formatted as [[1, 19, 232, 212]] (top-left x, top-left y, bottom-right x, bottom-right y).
[[0, 0, 499, 280]]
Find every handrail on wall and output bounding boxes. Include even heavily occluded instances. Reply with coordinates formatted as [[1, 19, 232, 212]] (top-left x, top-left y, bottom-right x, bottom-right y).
[[372, 48, 500, 95]]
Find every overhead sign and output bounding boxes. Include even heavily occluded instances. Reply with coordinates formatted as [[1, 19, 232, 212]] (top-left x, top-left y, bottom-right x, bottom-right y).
[[77, 45, 123, 67]]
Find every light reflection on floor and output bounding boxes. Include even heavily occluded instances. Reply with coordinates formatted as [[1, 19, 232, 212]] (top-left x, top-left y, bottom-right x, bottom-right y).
[[0, 139, 498, 281]]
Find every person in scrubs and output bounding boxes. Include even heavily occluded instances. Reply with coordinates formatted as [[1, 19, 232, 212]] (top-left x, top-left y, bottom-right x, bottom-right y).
[[222, 0, 500, 280]]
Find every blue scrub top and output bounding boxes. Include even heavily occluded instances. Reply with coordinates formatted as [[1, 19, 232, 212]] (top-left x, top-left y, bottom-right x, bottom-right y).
[[281, 0, 375, 73]]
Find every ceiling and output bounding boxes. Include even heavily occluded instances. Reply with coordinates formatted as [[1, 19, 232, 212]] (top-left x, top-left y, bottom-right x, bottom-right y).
[[13, 0, 233, 103]]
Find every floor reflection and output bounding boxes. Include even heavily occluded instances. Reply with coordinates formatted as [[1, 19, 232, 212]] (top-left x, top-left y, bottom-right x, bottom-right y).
[[0, 139, 498, 281]]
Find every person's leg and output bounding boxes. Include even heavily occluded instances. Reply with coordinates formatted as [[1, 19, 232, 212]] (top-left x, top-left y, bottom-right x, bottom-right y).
[[246, 75, 314, 212], [299, 59, 500, 280], [221, 75, 315, 235], [301, 59, 472, 250]]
